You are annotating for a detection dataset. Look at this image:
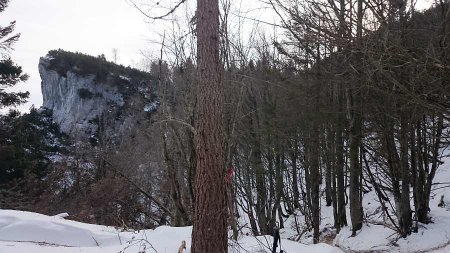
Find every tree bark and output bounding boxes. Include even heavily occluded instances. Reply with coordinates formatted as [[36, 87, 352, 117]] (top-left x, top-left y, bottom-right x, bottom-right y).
[[399, 113, 412, 237], [325, 127, 333, 207], [335, 95, 347, 231], [347, 89, 363, 235], [291, 142, 301, 208], [310, 123, 321, 244], [191, 0, 227, 251]]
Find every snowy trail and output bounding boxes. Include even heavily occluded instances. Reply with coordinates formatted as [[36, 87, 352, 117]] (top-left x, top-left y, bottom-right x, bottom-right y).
[[0, 210, 342, 253]]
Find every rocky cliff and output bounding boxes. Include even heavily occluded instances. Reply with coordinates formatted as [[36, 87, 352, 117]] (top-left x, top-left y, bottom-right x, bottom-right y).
[[39, 50, 158, 143]]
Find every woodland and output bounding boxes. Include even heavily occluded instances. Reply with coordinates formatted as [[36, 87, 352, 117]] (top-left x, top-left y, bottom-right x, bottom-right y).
[[0, 0, 449, 252]]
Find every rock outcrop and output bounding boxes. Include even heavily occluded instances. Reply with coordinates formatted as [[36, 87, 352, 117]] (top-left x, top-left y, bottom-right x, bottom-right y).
[[39, 50, 157, 143]]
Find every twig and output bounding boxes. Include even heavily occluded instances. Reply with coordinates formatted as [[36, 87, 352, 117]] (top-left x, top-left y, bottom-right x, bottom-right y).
[[129, 0, 188, 20]]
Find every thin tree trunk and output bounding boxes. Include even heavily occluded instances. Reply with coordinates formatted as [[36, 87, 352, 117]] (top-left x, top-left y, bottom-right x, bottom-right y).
[[348, 0, 365, 235], [415, 119, 427, 223], [399, 113, 412, 237], [336, 105, 347, 231], [310, 123, 321, 244], [292, 142, 301, 208], [347, 90, 363, 234], [325, 127, 333, 207]]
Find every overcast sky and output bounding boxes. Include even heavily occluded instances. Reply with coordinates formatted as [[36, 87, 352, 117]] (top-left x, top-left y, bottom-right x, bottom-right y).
[[0, 0, 433, 112]]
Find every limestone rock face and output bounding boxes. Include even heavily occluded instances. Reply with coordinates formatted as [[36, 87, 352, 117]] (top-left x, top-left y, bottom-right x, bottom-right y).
[[39, 53, 156, 143]]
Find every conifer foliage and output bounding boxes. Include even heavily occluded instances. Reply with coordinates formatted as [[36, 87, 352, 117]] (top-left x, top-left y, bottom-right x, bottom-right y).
[[0, 0, 28, 109]]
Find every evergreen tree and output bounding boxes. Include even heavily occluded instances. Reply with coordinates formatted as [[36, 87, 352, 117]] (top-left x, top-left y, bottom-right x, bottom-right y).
[[0, 0, 29, 110]]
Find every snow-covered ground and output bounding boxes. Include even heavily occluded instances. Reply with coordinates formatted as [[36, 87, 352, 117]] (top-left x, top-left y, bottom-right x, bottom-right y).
[[333, 159, 450, 253], [3, 165, 450, 253], [3, 173, 450, 253], [0, 209, 342, 253], [2, 161, 450, 252], [276, 157, 450, 253]]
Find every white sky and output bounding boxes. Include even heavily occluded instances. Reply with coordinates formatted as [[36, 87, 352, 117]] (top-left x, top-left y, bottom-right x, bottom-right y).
[[0, 0, 433, 112]]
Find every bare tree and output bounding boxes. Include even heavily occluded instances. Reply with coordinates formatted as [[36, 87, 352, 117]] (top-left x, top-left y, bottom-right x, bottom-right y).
[[112, 48, 119, 63]]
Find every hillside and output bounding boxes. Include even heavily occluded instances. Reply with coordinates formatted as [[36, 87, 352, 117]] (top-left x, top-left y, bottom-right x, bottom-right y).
[[0, 210, 342, 253], [40, 50, 157, 140], [1, 0, 450, 252], [1, 160, 450, 253]]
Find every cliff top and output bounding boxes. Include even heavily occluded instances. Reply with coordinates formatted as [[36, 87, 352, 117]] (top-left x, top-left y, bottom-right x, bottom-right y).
[[42, 49, 153, 85]]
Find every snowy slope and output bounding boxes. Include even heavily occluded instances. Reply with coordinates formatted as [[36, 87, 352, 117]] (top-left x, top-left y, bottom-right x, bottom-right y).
[[333, 159, 450, 253], [272, 157, 450, 253], [3, 161, 450, 253], [0, 210, 343, 253]]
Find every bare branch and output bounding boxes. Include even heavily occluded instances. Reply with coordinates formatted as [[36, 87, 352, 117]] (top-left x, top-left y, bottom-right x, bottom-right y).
[[129, 0, 188, 20]]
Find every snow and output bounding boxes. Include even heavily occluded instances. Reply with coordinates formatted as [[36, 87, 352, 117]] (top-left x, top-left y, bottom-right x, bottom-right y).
[[332, 156, 450, 253], [264, 156, 450, 253], [119, 75, 131, 82], [47, 153, 64, 163], [42, 54, 55, 61], [3, 174, 450, 253], [143, 101, 159, 112], [0, 210, 343, 253], [3, 161, 450, 253], [335, 224, 394, 252], [2, 156, 450, 253]]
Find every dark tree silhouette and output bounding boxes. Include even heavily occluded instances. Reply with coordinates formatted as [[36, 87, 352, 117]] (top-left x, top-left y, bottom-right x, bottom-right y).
[[0, 0, 29, 109]]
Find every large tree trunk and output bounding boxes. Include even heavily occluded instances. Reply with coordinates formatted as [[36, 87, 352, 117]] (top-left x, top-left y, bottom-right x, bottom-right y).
[[191, 0, 227, 251]]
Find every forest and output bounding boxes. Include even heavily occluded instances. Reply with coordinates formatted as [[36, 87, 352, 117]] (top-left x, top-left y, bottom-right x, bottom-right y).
[[0, 0, 449, 252]]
